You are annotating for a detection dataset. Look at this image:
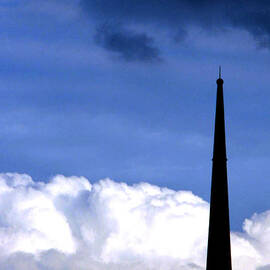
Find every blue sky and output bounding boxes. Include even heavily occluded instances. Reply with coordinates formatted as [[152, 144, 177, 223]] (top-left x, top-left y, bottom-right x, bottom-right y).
[[1, 0, 270, 232]]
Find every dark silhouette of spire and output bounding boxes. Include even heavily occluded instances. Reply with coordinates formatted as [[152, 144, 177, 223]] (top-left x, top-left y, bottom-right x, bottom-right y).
[[206, 70, 232, 270]]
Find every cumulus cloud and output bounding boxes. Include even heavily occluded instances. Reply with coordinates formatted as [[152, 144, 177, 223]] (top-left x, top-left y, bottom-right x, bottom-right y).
[[0, 172, 269, 269]]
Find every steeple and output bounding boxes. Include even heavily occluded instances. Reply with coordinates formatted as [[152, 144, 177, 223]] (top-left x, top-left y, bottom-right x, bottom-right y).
[[206, 70, 232, 270]]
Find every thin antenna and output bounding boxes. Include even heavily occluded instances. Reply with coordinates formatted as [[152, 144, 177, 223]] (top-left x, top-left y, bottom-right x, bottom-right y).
[[219, 66, 221, 79]]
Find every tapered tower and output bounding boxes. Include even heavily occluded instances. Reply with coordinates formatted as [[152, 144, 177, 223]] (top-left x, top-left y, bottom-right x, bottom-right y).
[[206, 68, 232, 270]]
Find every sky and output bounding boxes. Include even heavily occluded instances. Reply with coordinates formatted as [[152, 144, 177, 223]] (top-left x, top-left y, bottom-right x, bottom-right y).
[[1, 0, 270, 268]]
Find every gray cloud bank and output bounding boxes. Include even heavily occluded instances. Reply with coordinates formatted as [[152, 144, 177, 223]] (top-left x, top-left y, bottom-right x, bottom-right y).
[[81, 0, 270, 61], [0, 173, 269, 269]]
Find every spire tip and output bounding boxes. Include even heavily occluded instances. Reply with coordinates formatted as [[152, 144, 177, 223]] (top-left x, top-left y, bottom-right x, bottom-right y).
[[216, 66, 224, 84]]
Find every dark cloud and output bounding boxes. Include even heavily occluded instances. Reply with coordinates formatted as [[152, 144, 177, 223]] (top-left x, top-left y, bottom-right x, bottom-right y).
[[81, 0, 219, 27], [95, 24, 161, 62], [82, 0, 270, 51], [229, 1, 270, 48]]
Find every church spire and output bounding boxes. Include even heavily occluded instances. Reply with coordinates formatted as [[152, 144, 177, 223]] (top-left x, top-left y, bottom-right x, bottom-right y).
[[206, 71, 232, 270]]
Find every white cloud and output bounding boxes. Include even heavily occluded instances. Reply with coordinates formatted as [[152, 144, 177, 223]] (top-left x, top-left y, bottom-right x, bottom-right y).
[[0, 173, 268, 270]]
